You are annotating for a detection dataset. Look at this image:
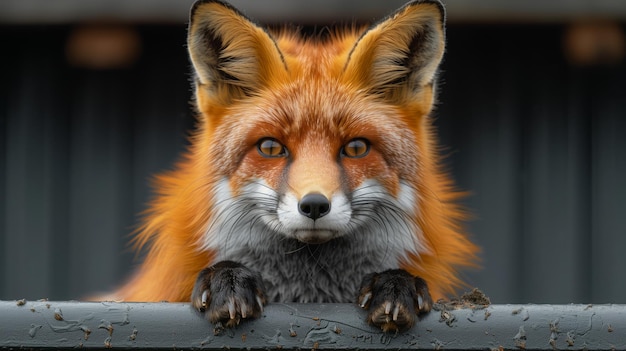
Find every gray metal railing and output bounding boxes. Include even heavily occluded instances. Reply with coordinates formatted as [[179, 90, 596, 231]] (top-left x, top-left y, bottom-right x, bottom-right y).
[[2, 300, 624, 350]]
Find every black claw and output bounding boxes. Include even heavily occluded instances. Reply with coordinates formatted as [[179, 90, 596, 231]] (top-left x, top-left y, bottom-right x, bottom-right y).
[[358, 269, 433, 332], [191, 261, 266, 327]]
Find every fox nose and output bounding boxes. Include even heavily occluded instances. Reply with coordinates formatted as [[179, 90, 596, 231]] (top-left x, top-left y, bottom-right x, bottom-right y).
[[298, 193, 331, 220]]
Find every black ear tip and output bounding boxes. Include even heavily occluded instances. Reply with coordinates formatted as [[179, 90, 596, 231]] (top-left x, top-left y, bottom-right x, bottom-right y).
[[190, 0, 218, 18], [191, 0, 229, 13], [190, 0, 252, 24], [403, 0, 446, 24]]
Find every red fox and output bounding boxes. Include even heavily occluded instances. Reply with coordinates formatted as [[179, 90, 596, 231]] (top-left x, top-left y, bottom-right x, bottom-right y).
[[103, 0, 479, 332]]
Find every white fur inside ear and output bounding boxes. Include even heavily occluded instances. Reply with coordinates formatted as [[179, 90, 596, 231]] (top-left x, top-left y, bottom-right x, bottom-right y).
[[187, 1, 287, 100], [343, 1, 445, 98]]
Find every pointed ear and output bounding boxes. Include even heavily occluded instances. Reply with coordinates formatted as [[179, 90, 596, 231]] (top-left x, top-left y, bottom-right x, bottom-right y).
[[343, 0, 445, 103], [187, 0, 288, 104]]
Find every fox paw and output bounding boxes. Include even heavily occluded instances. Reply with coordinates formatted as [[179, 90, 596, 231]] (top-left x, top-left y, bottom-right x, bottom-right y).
[[357, 269, 432, 332], [191, 261, 266, 328]]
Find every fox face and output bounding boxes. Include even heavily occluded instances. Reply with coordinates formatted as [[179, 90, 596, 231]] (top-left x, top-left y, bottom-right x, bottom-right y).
[[191, 0, 444, 254], [206, 83, 423, 248]]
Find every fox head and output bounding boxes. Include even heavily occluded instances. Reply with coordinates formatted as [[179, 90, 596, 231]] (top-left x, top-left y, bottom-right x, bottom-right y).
[[187, 0, 448, 256]]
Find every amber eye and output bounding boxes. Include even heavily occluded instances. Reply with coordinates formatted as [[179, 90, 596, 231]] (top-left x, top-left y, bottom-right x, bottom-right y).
[[342, 138, 370, 158], [257, 138, 287, 157]]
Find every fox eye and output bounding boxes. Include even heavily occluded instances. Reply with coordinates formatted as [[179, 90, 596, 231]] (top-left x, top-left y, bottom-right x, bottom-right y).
[[257, 138, 287, 157], [342, 138, 370, 158]]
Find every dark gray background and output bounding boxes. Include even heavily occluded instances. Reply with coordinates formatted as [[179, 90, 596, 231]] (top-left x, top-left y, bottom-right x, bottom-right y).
[[1, 0, 625, 304]]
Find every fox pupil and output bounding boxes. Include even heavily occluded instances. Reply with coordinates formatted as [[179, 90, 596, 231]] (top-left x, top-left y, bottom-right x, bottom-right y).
[[344, 139, 369, 158], [258, 138, 284, 157]]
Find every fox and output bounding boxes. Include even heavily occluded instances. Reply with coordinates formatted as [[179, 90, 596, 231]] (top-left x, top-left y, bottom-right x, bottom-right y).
[[101, 0, 479, 332]]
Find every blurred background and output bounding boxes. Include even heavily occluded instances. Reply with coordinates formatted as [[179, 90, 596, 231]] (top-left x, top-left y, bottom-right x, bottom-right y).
[[1, 0, 625, 304]]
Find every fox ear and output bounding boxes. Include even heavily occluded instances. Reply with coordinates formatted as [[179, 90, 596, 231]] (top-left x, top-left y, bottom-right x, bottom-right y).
[[187, 0, 288, 104], [343, 0, 445, 103]]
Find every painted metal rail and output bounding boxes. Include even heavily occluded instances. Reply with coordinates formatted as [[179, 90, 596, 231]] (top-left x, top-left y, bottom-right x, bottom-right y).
[[1, 299, 624, 350]]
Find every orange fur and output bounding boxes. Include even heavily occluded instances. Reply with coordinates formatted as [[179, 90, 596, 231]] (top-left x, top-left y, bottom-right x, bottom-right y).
[[102, 0, 479, 303]]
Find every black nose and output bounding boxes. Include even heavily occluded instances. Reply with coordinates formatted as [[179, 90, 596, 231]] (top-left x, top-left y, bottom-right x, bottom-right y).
[[298, 193, 331, 220]]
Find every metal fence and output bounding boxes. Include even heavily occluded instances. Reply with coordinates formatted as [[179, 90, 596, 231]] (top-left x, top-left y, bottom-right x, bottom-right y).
[[3, 300, 625, 350]]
